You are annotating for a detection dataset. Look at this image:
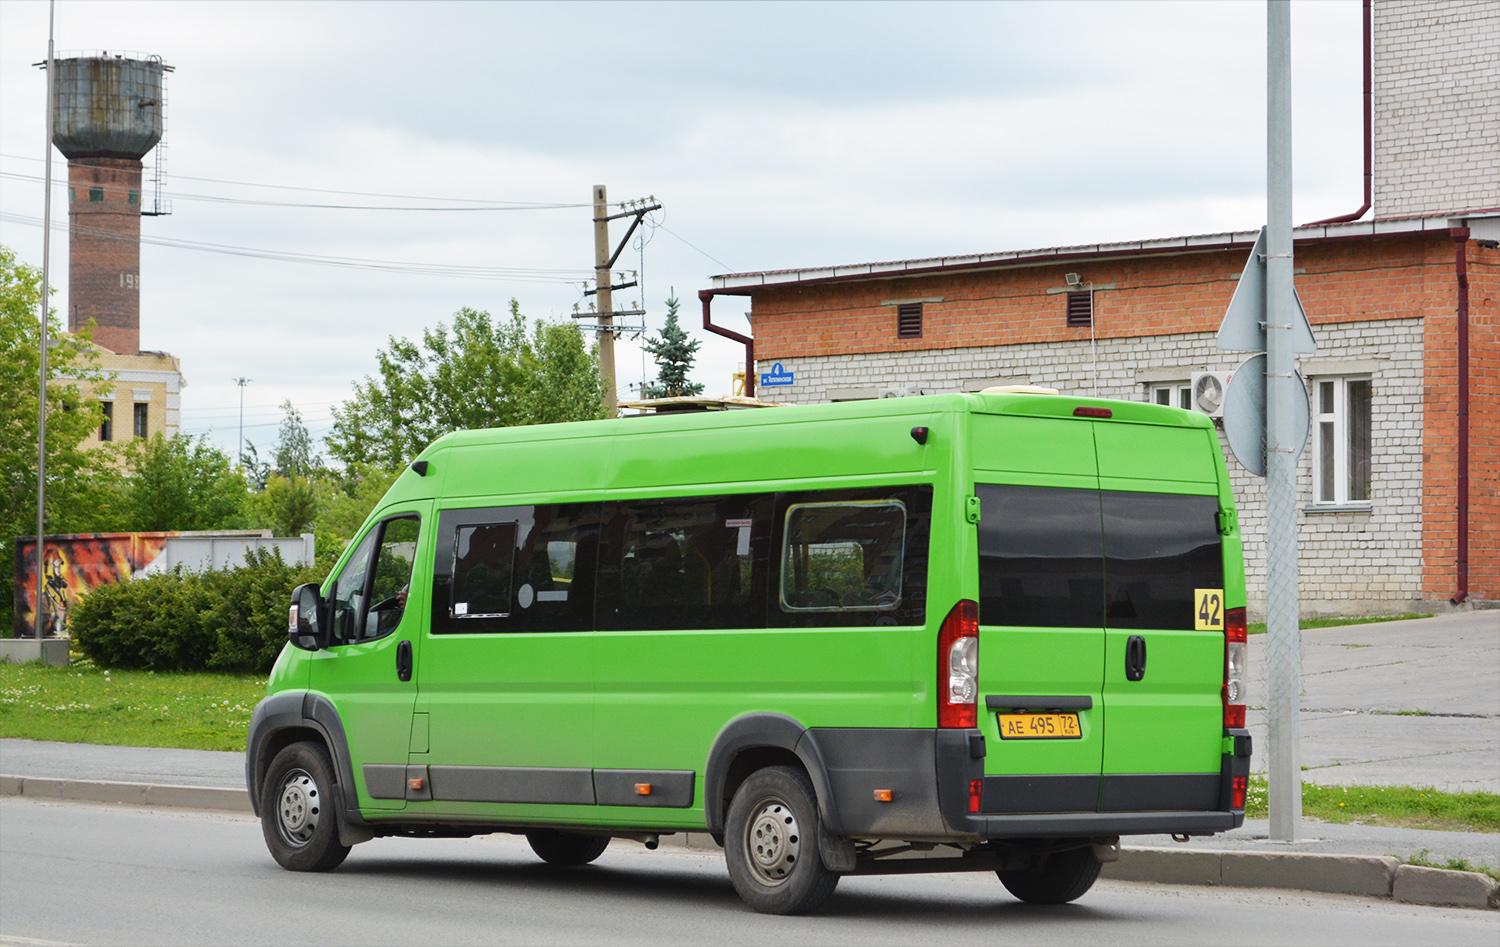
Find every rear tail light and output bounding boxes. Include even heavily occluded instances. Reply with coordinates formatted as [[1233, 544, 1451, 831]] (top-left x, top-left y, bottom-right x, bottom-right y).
[[1223, 606, 1247, 729], [968, 779, 983, 813], [938, 600, 979, 728], [1231, 775, 1247, 810]]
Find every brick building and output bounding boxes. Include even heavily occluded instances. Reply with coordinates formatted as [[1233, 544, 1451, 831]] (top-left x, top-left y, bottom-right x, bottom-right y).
[[702, 0, 1498, 618]]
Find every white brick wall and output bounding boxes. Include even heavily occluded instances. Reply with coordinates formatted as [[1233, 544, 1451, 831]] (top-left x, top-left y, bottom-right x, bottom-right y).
[[1374, 0, 1500, 218], [759, 317, 1426, 619]]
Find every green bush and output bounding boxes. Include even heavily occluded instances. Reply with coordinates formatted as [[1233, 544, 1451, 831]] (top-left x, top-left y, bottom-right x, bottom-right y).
[[70, 548, 325, 674]]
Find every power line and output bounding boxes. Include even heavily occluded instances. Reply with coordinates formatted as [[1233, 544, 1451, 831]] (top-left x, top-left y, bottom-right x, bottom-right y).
[[0, 152, 590, 208], [1, 211, 591, 283], [0, 170, 586, 211], [656, 223, 734, 271]]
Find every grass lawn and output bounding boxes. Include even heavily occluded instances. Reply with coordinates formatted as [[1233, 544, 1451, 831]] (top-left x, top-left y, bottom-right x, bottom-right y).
[[1244, 776, 1500, 833], [1246, 613, 1432, 635], [0, 658, 264, 752]]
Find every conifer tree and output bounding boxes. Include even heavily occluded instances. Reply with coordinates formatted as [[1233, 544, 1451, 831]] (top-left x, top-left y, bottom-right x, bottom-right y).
[[641, 291, 704, 399]]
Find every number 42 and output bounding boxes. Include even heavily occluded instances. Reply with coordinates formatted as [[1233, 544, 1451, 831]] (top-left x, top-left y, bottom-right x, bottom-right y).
[[1194, 589, 1224, 631]]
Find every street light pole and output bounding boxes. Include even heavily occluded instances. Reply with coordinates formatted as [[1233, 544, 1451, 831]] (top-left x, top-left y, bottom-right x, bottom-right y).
[[34, 0, 56, 641], [233, 377, 252, 464]]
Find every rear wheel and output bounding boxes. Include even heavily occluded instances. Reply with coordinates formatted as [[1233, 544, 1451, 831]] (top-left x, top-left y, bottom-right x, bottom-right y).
[[725, 765, 839, 915], [997, 847, 1102, 904], [260, 741, 351, 872], [526, 830, 610, 866]]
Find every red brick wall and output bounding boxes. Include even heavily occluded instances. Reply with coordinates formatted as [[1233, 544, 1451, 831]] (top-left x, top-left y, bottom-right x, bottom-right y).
[[67, 157, 142, 355]]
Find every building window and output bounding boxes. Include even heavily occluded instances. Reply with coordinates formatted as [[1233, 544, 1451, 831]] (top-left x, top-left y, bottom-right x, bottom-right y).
[[133, 403, 149, 439], [128, 189, 139, 205], [1151, 384, 1192, 410], [896, 303, 923, 339], [1066, 292, 1092, 327], [99, 402, 113, 442], [89, 187, 104, 202], [1313, 377, 1372, 504], [68, 188, 75, 203]]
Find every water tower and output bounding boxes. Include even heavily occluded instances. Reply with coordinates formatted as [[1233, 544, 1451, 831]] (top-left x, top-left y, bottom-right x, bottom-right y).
[[51, 52, 172, 356]]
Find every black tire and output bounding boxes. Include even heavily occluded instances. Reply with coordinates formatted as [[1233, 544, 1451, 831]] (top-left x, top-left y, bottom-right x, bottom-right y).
[[526, 830, 610, 866], [997, 847, 1102, 904], [725, 765, 840, 915], [260, 741, 351, 872]]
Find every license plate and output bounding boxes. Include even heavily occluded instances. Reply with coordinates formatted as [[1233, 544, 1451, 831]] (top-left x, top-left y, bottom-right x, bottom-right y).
[[996, 712, 1082, 739]]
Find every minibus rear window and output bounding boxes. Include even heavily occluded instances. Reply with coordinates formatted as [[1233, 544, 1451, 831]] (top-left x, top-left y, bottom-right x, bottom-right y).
[[977, 484, 1104, 629], [1101, 491, 1222, 630]]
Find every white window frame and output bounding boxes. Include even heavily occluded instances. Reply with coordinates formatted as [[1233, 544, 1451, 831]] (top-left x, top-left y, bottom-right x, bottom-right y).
[[1149, 383, 1192, 411], [1311, 376, 1372, 506]]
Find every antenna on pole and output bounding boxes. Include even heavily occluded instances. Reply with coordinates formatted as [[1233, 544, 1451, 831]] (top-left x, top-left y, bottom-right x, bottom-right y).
[[234, 377, 252, 464], [34, 0, 56, 642]]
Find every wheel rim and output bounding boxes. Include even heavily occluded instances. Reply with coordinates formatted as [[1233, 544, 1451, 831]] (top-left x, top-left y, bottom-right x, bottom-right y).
[[275, 767, 322, 849], [745, 799, 801, 887]]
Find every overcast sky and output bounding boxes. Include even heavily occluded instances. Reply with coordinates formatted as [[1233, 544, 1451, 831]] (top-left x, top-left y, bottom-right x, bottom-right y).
[[0, 0, 1363, 460]]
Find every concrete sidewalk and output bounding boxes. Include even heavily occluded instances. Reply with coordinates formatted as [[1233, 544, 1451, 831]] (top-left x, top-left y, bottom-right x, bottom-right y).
[[2, 611, 1496, 907]]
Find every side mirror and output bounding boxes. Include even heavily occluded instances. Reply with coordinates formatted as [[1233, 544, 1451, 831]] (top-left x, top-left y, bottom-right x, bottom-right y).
[[288, 583, 328, 651]]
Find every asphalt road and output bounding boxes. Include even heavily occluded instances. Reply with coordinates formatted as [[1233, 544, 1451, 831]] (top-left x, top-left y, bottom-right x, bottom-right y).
[[2, 799, 1495, 946]]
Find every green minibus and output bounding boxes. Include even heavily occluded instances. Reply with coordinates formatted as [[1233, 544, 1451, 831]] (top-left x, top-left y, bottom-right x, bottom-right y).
[[247, 390, 1251, 914]]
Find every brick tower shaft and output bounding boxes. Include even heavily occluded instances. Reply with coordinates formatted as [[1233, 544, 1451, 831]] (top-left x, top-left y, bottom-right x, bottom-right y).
[[67, 157, 143, 355]]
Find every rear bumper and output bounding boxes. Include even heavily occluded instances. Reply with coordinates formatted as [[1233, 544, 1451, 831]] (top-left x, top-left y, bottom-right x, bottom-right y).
[[808, 726, 1248, 840]]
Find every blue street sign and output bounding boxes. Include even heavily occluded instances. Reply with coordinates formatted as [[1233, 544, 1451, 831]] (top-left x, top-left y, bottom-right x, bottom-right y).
[[759, 363, 795, 387]]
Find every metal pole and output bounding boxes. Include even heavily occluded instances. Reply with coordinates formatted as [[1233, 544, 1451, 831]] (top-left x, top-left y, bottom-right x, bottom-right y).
[[1264, 0, 1303, 841], [34, 0, 56, 641], [592, 185, 617, 413], [234, 377, 251, 462]]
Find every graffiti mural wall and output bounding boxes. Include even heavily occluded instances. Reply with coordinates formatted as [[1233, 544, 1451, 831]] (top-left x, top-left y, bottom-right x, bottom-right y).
[[12, 533, 175, 639]]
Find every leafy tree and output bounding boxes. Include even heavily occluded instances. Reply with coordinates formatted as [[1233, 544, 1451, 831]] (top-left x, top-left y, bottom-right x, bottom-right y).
[[0, 245, 112, 632], [242, 399, 324, 489], [327, 301, 606, 468], [118, 433, 251, 532], [641, 291, 704, 399], [252, 474, 319, 537], [312, 462, 402, 552]]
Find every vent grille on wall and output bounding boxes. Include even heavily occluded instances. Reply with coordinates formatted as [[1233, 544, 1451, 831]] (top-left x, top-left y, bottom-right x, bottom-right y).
[[897, 303, 923, 338], [1066, 292, 1092, 327]]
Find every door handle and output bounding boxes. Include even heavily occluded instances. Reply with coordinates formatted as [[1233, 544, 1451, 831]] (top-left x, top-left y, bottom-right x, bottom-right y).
[[1125, 635, 1147, 682], [396, 640, 413, 682]]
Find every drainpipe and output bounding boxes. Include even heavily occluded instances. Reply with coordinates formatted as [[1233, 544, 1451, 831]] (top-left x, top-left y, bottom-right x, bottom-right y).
[[1306, 0, 1373, 226], [1451, 227, 1471, 605], [699, 289, 755, 399]]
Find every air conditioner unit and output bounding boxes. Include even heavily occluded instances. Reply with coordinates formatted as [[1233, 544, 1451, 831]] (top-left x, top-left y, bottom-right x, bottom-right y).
[[1190, 371, 1232, 419], [879, 387, 924, 399]]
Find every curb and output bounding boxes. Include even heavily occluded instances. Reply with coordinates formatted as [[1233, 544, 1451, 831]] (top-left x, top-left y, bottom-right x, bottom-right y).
[[0, 774, 252, 813], [5, 777, 1494, 909], [1104, 847, 1499, 909]]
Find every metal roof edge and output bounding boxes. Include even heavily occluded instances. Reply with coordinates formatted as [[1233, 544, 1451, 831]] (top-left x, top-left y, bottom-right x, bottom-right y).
[[708, 215, 1470, 291]]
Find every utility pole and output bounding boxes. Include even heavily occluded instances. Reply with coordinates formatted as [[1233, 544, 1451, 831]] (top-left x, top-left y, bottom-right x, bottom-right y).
[[587, 186, 660, 413], [592, 186, 617, 412], [34, 0, 56, 640], [1264, 0, 1303, 841], [234, 377, 252, 463]]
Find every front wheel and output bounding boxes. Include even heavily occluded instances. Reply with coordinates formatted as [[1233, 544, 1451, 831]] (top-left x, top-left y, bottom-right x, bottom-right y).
[[724, 765, 839, 915], [260, 741, 351, 872], [996, 847, 1102, 904], [526, 830, 609, 866]]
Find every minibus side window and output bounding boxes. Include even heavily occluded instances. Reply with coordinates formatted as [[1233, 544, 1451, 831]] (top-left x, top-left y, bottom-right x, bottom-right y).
[[1100, 491, 1222, 630], [363, 515, 421, 639], [772, 486, 931, 628], [328, 514, 421, 644], [431, 504, 600, 634], [781, 502, 906, 612], [596, 494, 771, 631], [329, 528, 379, 643], [976, 484, 1104, 629]]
